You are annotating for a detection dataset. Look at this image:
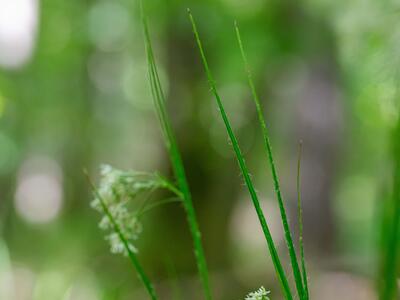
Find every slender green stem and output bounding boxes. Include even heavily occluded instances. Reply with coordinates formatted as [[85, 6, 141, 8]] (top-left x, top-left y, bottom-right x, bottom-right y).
[[234, 22, 305, 300], [379, 118, 400, 300], [297, 141, 309, 299], [157, 174, 184, 199], [84, 170, 158, 300], [188, 10, 293, 300], [137, 197, 183, 218], [140, 3, 212, 300]]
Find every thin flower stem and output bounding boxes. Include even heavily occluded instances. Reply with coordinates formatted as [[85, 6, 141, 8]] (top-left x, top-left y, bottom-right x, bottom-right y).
[[188, 10, 293, 300], [157, 174, 184, 199], [137, 197, 183, 218], [84, 170, 158, 300]]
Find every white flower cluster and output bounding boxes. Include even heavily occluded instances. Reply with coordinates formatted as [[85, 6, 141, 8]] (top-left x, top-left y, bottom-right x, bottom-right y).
[[91, 165, 168, 256], [245, 287, 270, 300]]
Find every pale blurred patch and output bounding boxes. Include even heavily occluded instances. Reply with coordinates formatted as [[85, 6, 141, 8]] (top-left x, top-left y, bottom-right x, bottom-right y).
[[62, 275, 99, 300], [230, 193, 284, 250], [122, 59, 154, 111], [0, 0, 38, 68], [88, 52, 126, 94], [0, 240, 36, 300], [88, 1, 130, 52], [15, 156, 63, 224], [230, 193, 285, 284], [335, 175, 376, 223], [12, 267, 36, 300], [312, 271, 376, 300], [33, 271, 67, 300], [0, 240, 13, 299]]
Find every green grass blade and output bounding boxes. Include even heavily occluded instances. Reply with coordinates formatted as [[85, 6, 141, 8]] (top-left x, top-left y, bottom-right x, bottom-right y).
[[188, 10, 293, 300], [140, 4, 212, 300], [297, 141, 309, 299], [379, 118, 400, 300], [84, 170, 158, 300], [234, 22, 305, 300]]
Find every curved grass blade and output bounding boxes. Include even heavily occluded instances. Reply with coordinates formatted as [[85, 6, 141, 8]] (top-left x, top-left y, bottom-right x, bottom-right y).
[[234, 22, 305, 300], [140, 3, 212, 300], [84, 170, 158, 300], [188, 10, 293, 300], [297, 141, 309, 299]]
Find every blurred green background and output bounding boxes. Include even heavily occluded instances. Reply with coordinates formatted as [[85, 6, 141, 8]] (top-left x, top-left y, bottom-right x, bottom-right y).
[[0, 0, 399, 299]]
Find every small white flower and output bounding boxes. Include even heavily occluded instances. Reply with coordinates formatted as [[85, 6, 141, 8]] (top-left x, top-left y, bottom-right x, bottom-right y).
[[91, 165, 178, 256], [245, 287, 270, 300]]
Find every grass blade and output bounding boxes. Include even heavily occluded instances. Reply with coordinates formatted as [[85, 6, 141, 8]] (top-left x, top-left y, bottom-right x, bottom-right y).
[[297, 141, 309, 299], [379, 118, 400, 300], [84, 170, 158, 300], [140, 3, 212, 300], [188, 10, 293, 300], [234, 22, 305, 300]]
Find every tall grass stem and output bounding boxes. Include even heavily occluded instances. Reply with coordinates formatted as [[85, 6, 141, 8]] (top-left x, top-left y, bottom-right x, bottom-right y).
[[379, 119, 400, 300], [140, 3, 212, 299], [234, 22, 305, 300], [188, 10, 293, 300]]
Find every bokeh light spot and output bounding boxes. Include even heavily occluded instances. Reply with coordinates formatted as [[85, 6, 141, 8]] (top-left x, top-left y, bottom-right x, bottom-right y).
[[15, 157, 63, 224], [0, 0, 38, 68], [88, 2, 130, 52]]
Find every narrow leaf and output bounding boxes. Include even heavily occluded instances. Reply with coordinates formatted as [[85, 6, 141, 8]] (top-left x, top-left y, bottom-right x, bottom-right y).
[[235, 22, 305, 299], [188, 10, 293, 300], [140, 3, 212, 299], [379, 118, 400, 300], [297, 141, 309, 299]]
